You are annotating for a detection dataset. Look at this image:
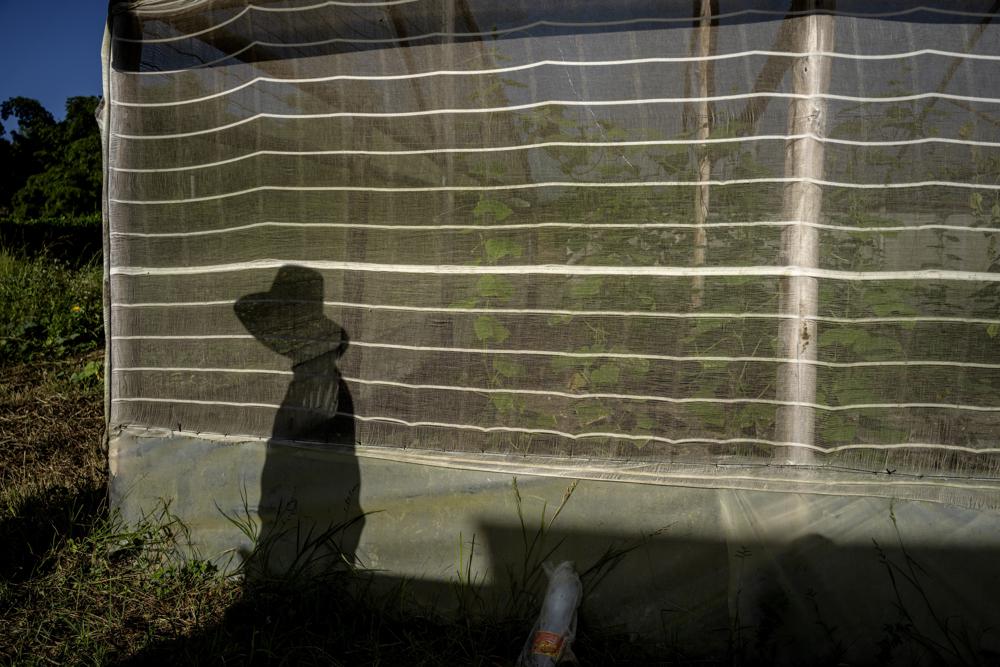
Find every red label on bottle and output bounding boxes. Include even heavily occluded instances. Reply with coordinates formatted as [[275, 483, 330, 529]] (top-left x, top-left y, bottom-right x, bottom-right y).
[[531, 630, 564, 658]]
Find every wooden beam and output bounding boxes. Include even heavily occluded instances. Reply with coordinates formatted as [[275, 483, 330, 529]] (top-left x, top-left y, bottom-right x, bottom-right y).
[[775, 8, 834, 462], [691, 0, 717, 309]]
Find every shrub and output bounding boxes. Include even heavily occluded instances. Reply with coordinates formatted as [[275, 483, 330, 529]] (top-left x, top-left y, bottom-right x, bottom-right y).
[[0, 250, 102, 363]]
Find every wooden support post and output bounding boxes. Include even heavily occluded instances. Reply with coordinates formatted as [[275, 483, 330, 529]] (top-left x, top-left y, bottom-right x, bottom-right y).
[[776, 9, 834, 463], [691, 0, 715, 309]]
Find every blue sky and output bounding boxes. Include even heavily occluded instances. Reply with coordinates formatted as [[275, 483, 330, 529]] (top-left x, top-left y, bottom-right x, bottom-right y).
[[0, 1, 106, 122]]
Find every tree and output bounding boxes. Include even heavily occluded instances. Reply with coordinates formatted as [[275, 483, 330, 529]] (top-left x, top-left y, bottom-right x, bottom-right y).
[[0, 96, 102, 219]]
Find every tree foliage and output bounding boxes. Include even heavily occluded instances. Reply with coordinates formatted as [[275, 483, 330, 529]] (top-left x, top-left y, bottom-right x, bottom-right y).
[[0, 96, 102, 219]]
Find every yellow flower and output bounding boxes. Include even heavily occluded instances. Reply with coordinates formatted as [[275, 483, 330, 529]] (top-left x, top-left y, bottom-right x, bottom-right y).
[[71, 305, 82, 313]]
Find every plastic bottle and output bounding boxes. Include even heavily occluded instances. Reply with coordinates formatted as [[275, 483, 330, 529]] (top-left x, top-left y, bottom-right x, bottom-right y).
[[517, 561, 583, 666]]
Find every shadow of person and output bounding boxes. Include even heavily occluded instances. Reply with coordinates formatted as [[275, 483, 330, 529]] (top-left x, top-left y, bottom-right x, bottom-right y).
[[234, 265, 363, 581]]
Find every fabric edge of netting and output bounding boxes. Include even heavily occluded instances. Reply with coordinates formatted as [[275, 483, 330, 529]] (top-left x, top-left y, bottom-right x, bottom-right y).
[[101, 11, 115, 459]]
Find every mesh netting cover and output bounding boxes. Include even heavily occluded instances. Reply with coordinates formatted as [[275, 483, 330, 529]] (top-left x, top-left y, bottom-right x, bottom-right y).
[[105, 0, 1000, 507]]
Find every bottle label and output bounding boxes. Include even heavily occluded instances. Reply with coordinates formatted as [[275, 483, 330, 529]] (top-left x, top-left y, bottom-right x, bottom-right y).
[[531, 630, 564, 658]]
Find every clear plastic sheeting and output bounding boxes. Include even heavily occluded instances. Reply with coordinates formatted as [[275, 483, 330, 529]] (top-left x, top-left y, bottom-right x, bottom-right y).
[[105, 0, 1000, 504]]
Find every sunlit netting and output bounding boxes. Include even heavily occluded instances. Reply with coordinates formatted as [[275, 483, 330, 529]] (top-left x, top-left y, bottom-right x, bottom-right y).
[[105, 0, 1000, 505]]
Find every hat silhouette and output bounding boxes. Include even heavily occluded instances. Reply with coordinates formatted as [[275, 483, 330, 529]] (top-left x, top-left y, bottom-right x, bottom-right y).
[[235, 265, 348, 365]]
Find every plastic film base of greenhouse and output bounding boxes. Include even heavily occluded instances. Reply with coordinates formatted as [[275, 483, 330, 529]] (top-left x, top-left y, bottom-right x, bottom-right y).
[[111, 427, 1000, 661], [104, 0, 1000, 661]]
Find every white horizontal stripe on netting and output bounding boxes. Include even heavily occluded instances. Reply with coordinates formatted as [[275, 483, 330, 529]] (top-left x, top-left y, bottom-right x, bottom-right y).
[[108, 178, 1000, 206], [117, 0, 424, 43], [109, 396, 1000, 455], [118, 6, 999, 45], [109, 343, 1000, 368], [111, 367, 1000, 413], [109, 260, 1000, 282], [112, 49, 1000, 107], [107, 303, 1000, 327], [129, 0, 421, 15], [111, 92, 1000, 140], [109, 134, 1000, 173], [109, 220, 1000, 238]]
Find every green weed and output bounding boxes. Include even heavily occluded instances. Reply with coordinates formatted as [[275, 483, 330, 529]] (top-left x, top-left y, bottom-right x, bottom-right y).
[[0, 249, 102, 363]]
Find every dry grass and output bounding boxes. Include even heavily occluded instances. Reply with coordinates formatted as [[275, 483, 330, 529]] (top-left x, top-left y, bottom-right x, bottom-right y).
[[0, 353, 105, 583], [0, 353, 238, 664]]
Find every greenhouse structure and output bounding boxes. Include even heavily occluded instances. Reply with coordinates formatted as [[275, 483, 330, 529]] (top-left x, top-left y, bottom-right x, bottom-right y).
[[103, 0, 1000, 661]]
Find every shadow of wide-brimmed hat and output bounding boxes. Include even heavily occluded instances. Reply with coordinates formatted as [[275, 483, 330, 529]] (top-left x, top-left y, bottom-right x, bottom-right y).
[[235, 265, 348, 365]]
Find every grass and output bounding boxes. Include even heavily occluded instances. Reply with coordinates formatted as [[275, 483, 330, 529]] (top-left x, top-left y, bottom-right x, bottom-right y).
[[0, 248, 103, 364], [0, 214, 103, 228], [0, 354, 219, 665], [0, 355, 105, 586]]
